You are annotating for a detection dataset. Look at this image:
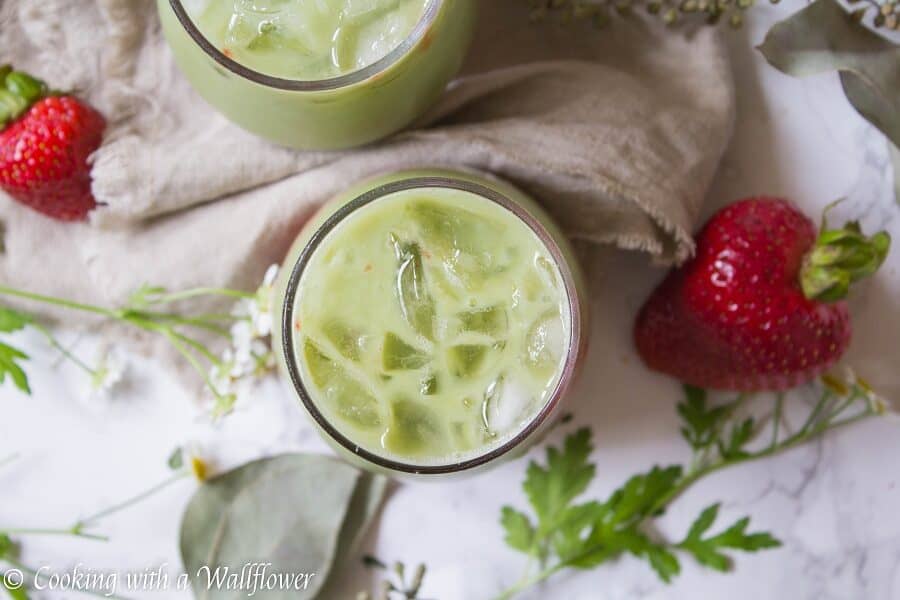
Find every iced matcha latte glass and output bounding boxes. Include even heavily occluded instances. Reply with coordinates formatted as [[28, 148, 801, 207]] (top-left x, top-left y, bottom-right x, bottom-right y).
[[273, 170, 588, 475], [158, 0, 476, 149]]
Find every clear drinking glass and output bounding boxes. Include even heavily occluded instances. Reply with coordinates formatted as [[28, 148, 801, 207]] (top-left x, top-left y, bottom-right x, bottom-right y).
[[272, 169, 589, 476], [157, 0, 477, 149]]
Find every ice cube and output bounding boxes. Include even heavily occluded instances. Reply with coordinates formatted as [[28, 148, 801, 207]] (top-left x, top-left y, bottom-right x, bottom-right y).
[[303, 337, 338, 387], [458, 305, 508, 337], [391, 235, 436, 341], [420, 373, 438, 396], [407, 200, 508, 290], [302, 339, 381, 429], [383, 398, 443, 455], [269, 0, 340, 56], [342, 0, 399, 20], [450, 420, 479, 450], [323, 320, 364, 362], [382, 332, 429, 371], [481, 374, 532, 436], [447, 344, 489, 378], [524, 311, 566, 376]]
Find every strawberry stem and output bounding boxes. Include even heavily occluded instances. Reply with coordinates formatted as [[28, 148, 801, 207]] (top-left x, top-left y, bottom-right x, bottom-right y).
[[800, 218, 891, 302], [0, 65, 47, 129]]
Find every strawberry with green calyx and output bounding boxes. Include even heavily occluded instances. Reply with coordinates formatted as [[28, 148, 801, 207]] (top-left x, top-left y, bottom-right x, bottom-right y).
[[634, 197, 891, 391], [0, 66, 105, 221], [800, 214, 891, 302]]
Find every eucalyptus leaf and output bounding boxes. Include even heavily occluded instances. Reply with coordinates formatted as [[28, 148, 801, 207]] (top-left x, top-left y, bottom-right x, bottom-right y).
[[180, 454, 382, 600], [758, 0, 900, 201], [892, 143, 900, 204], [315, 473, 389, 598]]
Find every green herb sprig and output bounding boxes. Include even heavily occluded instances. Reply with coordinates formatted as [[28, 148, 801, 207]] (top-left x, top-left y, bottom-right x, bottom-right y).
[[0, 266, 278, 416], [0, 449, 206, 600], [494, 375, 886, 599]]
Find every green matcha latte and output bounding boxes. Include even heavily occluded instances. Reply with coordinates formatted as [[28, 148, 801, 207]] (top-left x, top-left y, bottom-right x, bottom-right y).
[[159, 0, 477, 148], [185, 0, 430, 80], [274, 172, 585, 472]]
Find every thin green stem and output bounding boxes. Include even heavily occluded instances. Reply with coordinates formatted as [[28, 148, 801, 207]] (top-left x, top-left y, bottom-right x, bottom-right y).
[[650, 406, 875, 515], [169, 330, 223, 365], [127, 310, 234, 337], [76, 471, 188, 528], [157, 329, 226, 399], [30, 323, 96, 376], [126, 317, 225, 398], [491, 563, 565, 600], [147, 288, 253, 304], [826, 392, 860, 422], [0, 287, 115, 318], [0, 528, 108, 542], [799, 391, 833, 435]]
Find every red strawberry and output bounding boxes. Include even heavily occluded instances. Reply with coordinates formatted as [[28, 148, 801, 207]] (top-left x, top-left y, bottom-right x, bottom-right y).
[[0, 66, 105, 221], [634, 197, 890, 391]]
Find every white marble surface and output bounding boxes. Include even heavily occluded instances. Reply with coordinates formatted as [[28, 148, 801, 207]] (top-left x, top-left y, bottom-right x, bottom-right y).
[[2, 7, 900, 600]]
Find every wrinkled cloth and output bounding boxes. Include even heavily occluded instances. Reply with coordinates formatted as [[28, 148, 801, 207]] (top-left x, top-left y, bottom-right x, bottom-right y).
[[0, 0, 733, 315]]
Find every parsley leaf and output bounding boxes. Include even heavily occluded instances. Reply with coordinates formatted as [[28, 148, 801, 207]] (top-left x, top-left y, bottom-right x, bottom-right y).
[[603, 465, 683, 527], [560, 466, 682, 574], [0, 341, 29, 394], [0, 306, 30, 333], [0, 305, 32, 394], [677, 503, 781, 571], [717, 418, 756, 460], [522, 427, 595, 532], [500, 507, 535, 553], [677, 385, 735, 451], [551, 501, 607, 563]]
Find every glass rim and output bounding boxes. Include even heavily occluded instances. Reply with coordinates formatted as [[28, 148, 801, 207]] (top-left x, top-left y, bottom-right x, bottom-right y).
[[167, 0, 442, 91], [281, 174, 584, 475]]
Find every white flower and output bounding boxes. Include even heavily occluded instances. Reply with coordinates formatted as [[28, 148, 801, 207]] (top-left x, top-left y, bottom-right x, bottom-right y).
[[88, 350, 127, 399], [206, 264, 279, 419], [175, 441, 216, 481], [232, 264, 279, 338]]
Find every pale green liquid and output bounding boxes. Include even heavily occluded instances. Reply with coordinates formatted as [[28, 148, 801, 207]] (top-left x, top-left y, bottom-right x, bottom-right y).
[[186, 0, 429, 80], [293, 188, 570, 463]]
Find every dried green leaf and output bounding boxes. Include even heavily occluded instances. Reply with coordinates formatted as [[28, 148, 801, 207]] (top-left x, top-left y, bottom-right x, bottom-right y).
[[180, 454, 379, 600], [167, 447, 184, 471], [892, 143, 900, 204], [758, 0, 900, 154]]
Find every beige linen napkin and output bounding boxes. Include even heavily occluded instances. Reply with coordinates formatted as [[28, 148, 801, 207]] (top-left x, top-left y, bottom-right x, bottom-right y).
[[0, 0, 734, 312]]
